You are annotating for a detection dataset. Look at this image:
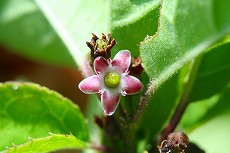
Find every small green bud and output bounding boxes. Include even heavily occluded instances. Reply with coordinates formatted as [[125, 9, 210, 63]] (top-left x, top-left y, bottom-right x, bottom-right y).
[[104, 72, 120, 88]]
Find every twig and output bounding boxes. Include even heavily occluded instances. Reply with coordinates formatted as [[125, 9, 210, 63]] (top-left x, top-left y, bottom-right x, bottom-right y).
[[158, 55, 203, 142]]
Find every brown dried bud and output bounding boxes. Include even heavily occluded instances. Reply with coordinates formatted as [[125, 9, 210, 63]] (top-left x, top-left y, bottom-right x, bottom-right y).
[[158, 131, 189, 153], [86, 33, 117, 60], [129, 56, 144, 76]]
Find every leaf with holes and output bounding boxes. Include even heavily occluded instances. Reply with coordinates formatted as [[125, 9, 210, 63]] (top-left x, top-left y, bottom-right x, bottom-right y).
[[140, 0, 230, 88]]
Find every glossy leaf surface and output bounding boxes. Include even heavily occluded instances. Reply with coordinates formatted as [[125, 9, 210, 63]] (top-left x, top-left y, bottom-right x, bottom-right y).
[[0, 82, 88, 152]]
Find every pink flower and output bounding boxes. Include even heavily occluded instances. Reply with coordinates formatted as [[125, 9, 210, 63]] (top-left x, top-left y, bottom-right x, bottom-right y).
[[79, 50, 143, 116]]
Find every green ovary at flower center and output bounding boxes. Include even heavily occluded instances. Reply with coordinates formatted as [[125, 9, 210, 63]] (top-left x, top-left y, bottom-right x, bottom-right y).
[[104, 72, 120, 88]]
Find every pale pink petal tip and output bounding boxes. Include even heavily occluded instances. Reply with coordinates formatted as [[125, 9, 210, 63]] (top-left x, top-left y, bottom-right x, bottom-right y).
[[112, 50, 131, 73], [78, 75, 102, 94], [101, 90, 121, 116], [121, 75, 143, 95]]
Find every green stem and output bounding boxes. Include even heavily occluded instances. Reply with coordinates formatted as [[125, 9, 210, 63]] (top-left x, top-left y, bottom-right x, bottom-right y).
[[159, 55, 203, 142], [122, 125, 137, 153], [117, 104, 137, 153], [103, 103, 136, 153]]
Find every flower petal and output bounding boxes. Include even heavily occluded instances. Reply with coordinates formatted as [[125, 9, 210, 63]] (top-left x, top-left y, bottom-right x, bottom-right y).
[[121, 75, 143, 95], [112, 50, 131, 73], [94, 56, 109, 74], [78, 75, 102, 94], [101, 90, 120, 116]]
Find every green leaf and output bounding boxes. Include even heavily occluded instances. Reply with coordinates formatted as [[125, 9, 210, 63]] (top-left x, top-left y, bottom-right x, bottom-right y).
[[189, 42, 230, 102], [139, 68, 185, 140], [111, 0, 161, 57], [35, 0, 110, 73], [179, 94, 220, 131], [140, 0, 230, 88], [198, 86, 230, 123], [137, 0, 230, 145], [4, 133, 87, 153], [0, 0, 110, 70], [188, 110, 230, 153], [138, 53, 192, 142], [0, 0, 75, 67], [179, 41, 230, 131], [0, 82, 88, 151], [180, 86, 230, 132]]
